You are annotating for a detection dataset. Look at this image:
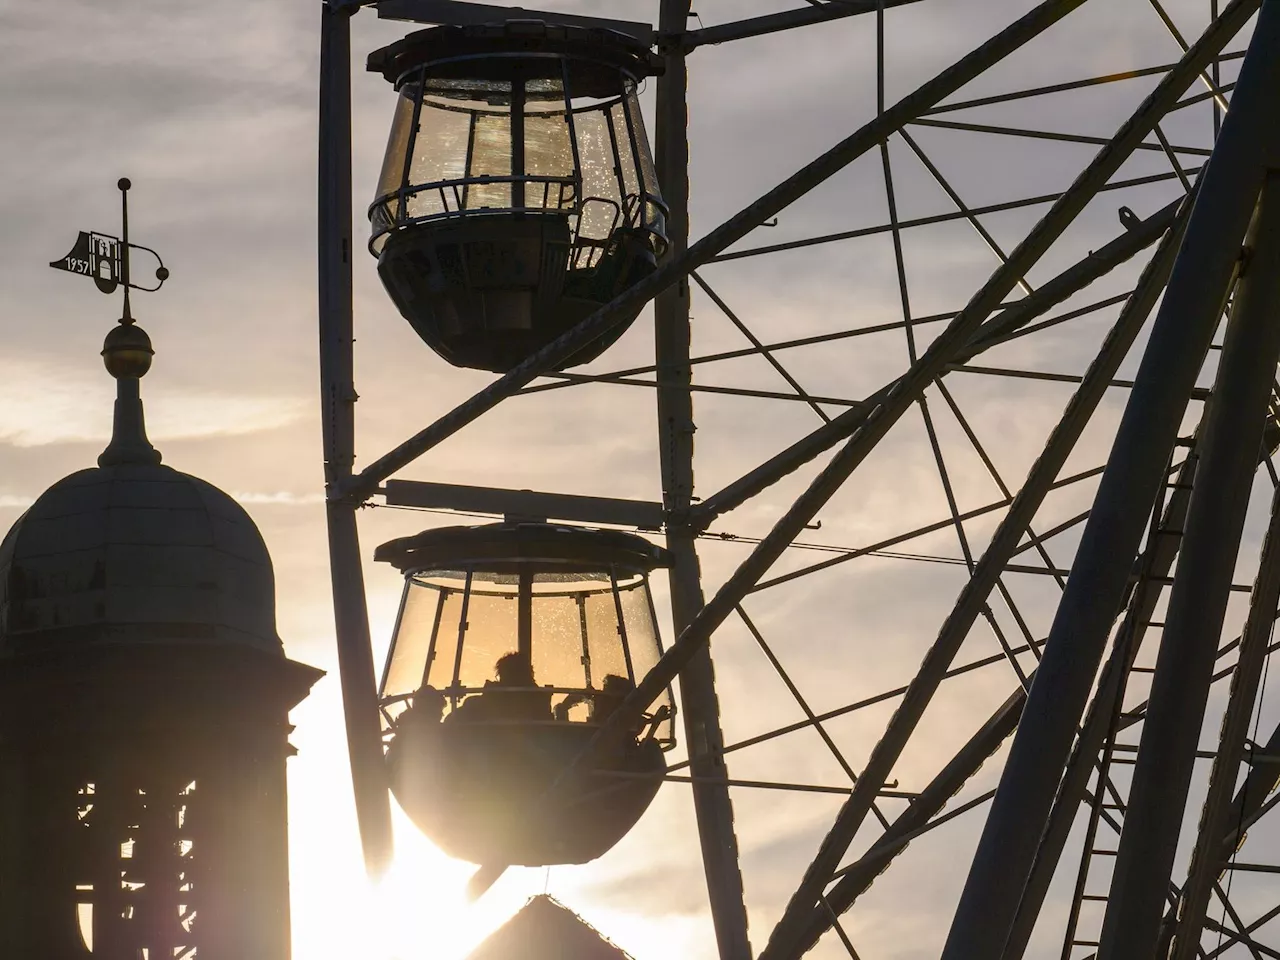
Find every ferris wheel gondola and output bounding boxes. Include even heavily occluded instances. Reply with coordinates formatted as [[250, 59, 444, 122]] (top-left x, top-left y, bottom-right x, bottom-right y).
[[374, 522, 675, 867], [366, 22, 668, 373]]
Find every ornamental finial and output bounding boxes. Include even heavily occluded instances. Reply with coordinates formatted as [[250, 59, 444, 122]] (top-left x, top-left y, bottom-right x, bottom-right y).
[[47, 180, 167, 467]]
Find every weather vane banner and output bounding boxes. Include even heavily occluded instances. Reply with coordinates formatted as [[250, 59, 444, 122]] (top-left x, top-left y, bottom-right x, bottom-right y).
[[49, 180, 168, 298], [50, 230, 125, 294]]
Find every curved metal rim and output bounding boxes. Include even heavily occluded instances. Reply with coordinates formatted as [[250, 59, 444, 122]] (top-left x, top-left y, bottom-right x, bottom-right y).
[[368, 22, 663, 88], [367, 202, 667, 257], [374, 522, 671, 574]]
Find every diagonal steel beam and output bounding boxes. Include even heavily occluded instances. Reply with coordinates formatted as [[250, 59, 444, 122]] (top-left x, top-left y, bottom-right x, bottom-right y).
[[522, 310, 954, 389], [1145, 0, 1232, 110], [982, 292, 1132, 349], [339, 0, 1091, 503], [1220, 725, 1280, 867], [942, 3, 1273, 956], [1098, 167, 1280, 960], [958, 207, 1178, 357], [520, 288, 1127, 393], [1207, 883, 1269, 960], [690, 197, 1180, 529], [1153, 123, 1197, 194], [702, 635, 1049, 767], [1171, 483, 1280, 959], [786, 689, 1027, 956], [963, 184, 1173, 352], [934, 379, 1065, 588]]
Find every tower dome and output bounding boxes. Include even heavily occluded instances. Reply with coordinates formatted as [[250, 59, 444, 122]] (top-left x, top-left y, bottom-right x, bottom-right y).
[[0, 319, 281, 658], [0, 463, 281, 657]]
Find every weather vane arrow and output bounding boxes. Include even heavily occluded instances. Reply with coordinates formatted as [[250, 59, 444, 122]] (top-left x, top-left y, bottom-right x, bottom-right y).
[[49, 178, 170, 312]]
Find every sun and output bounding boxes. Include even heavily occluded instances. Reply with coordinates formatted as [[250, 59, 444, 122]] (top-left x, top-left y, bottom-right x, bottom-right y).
[[371, 812, 533, 960], [287, 770, 531, 960]]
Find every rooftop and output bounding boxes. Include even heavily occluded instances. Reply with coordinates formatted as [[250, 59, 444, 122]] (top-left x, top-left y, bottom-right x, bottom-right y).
[[465, 896, 633, 960]]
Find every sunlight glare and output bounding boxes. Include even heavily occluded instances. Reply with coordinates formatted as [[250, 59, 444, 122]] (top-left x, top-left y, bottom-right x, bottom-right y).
[[374, 809, 531, 960]]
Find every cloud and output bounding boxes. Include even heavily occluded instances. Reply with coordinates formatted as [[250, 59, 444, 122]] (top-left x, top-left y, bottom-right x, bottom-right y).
[[232, 490, 327, 505], [0, 357, 306, 448]]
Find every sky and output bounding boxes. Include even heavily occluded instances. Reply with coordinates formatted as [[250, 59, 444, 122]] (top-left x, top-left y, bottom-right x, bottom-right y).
[[0, 1, 1275, 958]]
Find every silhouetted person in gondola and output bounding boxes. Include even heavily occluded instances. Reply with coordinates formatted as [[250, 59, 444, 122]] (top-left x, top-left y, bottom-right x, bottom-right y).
[[449, 652, 552, 724], [394, 684, 445, 749], [554, 673, 651, 740], [592, 674, 635, 726], [405, 684, 445, 726]]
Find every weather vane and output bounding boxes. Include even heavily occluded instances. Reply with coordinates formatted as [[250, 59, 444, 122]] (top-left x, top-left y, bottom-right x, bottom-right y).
[[49, 177, 169, 324]]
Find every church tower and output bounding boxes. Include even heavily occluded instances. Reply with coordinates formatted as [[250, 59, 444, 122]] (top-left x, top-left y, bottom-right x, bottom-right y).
[[0, 187, 322, 959]]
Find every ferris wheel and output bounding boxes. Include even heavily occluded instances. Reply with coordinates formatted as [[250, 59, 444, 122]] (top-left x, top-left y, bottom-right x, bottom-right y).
[[316, 0, 1280, 957]]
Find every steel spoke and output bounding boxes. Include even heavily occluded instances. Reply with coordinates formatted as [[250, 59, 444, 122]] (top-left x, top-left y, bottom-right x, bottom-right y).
[[736, 605, 894, 828], [711, 169, 1196, 264], [924, 51, 1244, 115], [912, 115, 1212, 157], [899, 129, 1035, 295], [691, 271, 832, 422]]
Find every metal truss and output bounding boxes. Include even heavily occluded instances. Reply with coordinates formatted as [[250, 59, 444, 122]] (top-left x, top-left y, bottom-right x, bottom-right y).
[[317, 0, 1280, 958]]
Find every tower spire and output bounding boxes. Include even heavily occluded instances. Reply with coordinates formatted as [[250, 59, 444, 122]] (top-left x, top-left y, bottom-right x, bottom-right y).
[[97, 324, 160, 466], [98, 178, 160, 467]]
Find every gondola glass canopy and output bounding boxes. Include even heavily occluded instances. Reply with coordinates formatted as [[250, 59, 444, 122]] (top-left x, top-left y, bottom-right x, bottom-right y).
[[367, 22, 668, 373], [375, 522, 674, 867]]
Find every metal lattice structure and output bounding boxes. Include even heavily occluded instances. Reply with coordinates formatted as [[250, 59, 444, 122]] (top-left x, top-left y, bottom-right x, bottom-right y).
[[317, 1, 1280, 957]]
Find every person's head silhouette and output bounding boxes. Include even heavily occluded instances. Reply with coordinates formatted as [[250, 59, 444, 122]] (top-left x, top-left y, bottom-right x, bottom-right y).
[[601, 674, 635, 697], [495, 651, 535, 686]]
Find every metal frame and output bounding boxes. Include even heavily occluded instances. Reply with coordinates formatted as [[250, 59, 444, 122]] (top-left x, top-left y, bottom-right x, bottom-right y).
[[316, 1, 1280, 958]]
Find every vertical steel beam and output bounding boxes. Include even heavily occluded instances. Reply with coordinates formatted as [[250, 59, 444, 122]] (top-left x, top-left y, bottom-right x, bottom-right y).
[[653, 7, 753, 956], [940, 4, 1278, 956], [1171, 481, 1280, 959], [1001, 437, 1202, 960], [1097, 169, 1280, 960], [318, 1, 394, 875], [517, 571, 533, 661]]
